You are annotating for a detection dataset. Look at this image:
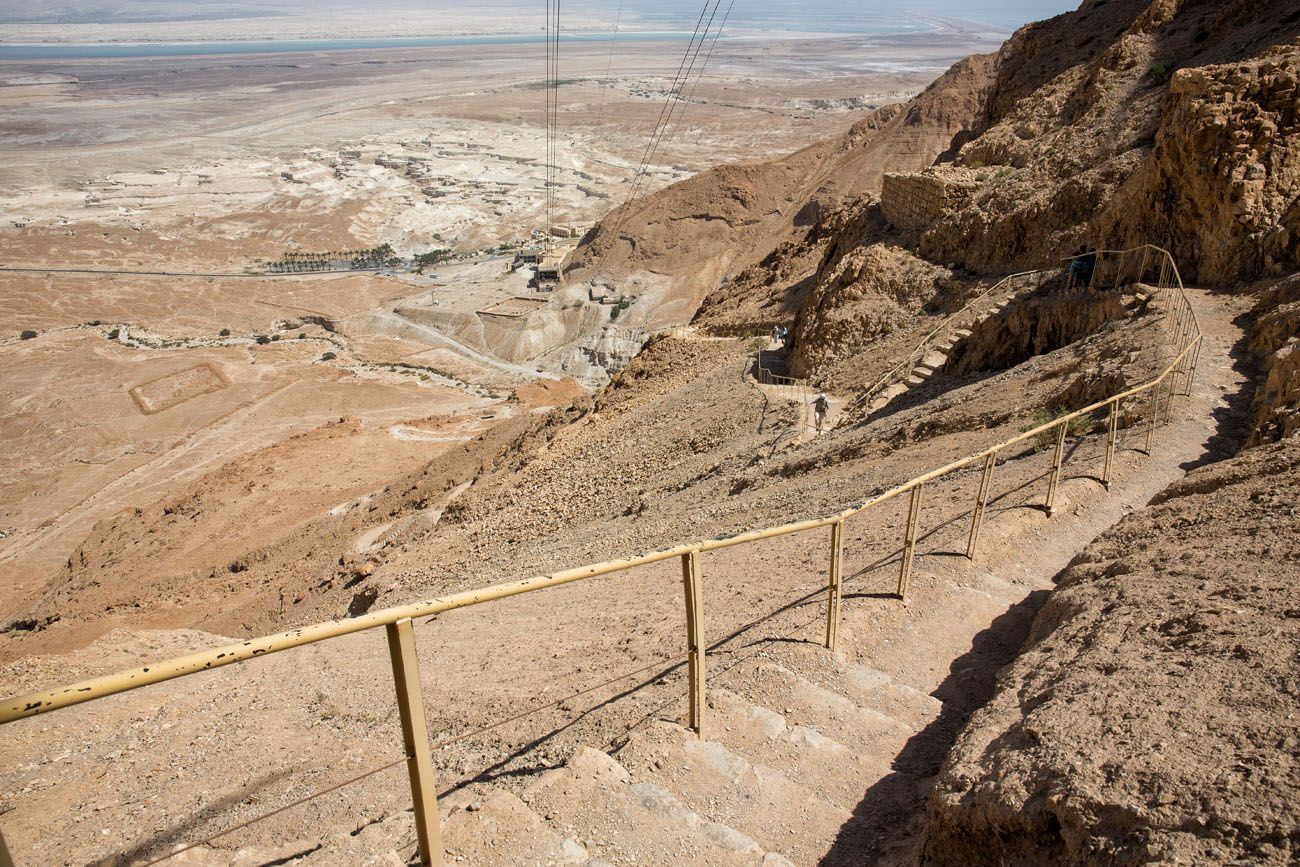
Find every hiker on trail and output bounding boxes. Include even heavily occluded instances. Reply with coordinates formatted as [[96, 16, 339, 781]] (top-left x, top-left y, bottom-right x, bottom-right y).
[[771, 324, 783, 344], [1069, 245, 1098, 288], [812, 392, 830, 434], [1080, 246, 1098, 287]]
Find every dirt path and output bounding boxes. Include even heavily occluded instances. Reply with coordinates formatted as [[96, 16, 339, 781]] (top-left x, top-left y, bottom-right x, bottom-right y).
[[371, 309, 562, 381], [0, 288, 1251, 866]]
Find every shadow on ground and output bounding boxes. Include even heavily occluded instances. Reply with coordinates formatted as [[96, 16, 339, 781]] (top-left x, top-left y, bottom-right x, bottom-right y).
[[818, 587, 1051, 866]]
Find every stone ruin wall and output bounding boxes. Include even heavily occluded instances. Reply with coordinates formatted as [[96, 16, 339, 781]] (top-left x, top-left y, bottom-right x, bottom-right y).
[[880, 171, 981, 231]]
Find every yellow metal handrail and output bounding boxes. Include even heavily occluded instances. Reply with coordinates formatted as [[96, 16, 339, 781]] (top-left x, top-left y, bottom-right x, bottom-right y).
[[754, 353, 803, 388], [854, 266, 1049, 408], [0, 244, 1202, 867]]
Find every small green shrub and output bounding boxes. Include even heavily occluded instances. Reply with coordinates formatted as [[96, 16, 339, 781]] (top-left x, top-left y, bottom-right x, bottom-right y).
[[254, 334, 271, 345], [321, 351, 337, 361], [1149, 63, 1171, 85], [107, 328, 120, 340], [271, 334, 281, 341], [219, 328, 231, 337], [297, 332, 306, 339], [19, 329, 36, 340], [1024, 407, 1093, 452]]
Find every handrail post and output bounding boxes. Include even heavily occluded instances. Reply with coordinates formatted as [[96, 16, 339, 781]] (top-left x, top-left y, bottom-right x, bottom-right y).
[[824, 520, 844, 652], [966, 452, 996, 559], [1044, 421, 1068, 516], [1137, 248, 1150, 284], [681, 550, 705, 737], [1144, 382, 1161, 454], [1186, 338, 1202, 393], [1175, 343, 1190, 397], [1103, 398, 1120, 490], [386, 618, 444, 867], [897, 484, 924, 601], [1161, 368, 1178, 422]]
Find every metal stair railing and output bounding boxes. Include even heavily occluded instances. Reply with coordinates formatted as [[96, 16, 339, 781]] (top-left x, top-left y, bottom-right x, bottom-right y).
[[0, 244, 1201, 867], [851, 245, 1159, 415]]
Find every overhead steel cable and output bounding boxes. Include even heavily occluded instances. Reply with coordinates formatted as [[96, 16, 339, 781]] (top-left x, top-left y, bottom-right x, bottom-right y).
[[662, 0, 734, 143], [544, 0, 562, 250], [622, 0, 721, 207], [629, 0, 727, 203], [592, 0, 626, 130], [612, 0, 718, 230], [613, 0, 728, 235]]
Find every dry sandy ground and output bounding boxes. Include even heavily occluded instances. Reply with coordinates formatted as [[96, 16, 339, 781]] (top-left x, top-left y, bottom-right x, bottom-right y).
[[0, 282, 1246, 866], [0, 27, 1003, 634]]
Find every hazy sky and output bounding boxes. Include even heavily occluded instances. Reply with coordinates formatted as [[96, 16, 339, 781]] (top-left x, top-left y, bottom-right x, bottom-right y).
[[2, 1, 1081, 31]]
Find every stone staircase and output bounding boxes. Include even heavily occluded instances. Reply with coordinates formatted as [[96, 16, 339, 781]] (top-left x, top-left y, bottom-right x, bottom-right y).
[[864, 291, 1019, 414], [166, 551, 1036, 867], [158, 546, 1037, 867], [865, 282, 1155, 417]]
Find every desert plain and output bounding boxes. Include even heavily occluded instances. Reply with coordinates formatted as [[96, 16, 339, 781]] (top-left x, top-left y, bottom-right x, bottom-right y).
[[0, 21, 1003, 650]]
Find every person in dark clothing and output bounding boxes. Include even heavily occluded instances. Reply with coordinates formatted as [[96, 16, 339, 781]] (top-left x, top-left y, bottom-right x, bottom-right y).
[[1080, 246, 1098, 287], [1069, 245, 1098, 287]]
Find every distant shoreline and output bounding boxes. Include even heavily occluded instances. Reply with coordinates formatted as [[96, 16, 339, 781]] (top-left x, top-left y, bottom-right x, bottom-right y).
[[0, 21, 960, 60]]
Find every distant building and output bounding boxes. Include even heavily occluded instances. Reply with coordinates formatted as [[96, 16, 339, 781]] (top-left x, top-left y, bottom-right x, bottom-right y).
[[510, 248, 543, 272], [534, 253, 565, 290]]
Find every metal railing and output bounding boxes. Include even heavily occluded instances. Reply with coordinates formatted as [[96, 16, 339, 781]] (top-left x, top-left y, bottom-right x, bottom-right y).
[[852, 267, 1050, 412], [753, 346, 814, 439], [754, 352, 803, 388], [0, 245, 1202, 867], [852, 245, 1167, 414]]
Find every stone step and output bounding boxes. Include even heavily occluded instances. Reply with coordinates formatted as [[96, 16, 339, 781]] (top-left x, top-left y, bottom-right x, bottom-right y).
[[882, 382, 909, 400], [953, 328, 972, 338], [724, 661, 916, 751], [523, 746, 791, 866], [616, 720, 849, 864], [835, 664, 943, 731], [904, 375, 925, 387], [920, 350, 947, 369], [838, 575, 1021, 697], [705, 686, 888, 811], [753, 642, 944, 733], [442, 788, 590, 866]]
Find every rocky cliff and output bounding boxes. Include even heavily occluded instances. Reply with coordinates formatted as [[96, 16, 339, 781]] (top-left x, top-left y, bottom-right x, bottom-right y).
[[919, 0, 1299, 285], [674, 0, 1297, 400], [1247, 273, 1300, 444], [918, 437, 1300, 866], [1097, 45, 1300, 285]]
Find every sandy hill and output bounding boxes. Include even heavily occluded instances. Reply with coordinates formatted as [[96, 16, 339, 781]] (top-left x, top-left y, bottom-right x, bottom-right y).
[[1, 1, 1299, 865]]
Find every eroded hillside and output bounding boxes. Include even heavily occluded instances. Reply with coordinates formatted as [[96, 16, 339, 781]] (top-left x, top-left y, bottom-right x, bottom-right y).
[[918, 437, 1300, 867], [2, 1, 1299, 865]]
